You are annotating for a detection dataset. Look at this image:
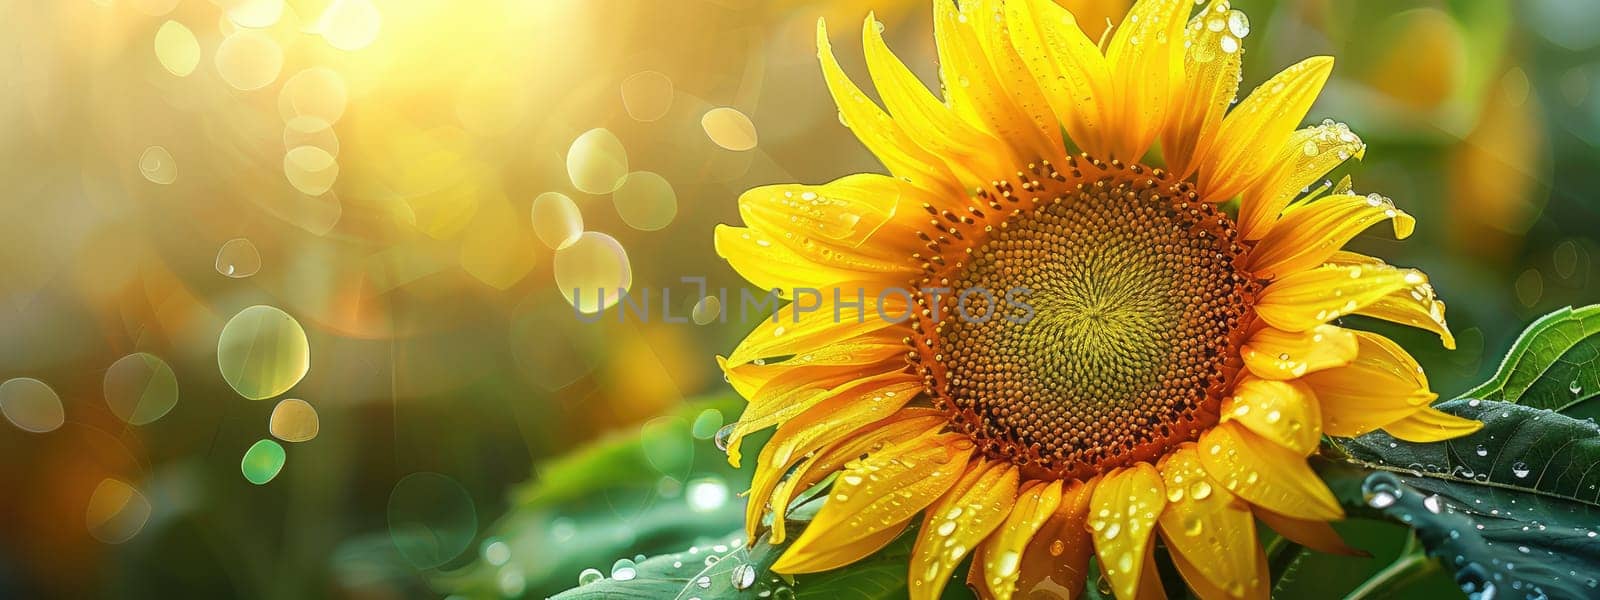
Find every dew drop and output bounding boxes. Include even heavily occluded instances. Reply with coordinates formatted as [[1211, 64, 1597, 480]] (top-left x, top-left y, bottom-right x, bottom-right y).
[[611, 558, 637, 581], [1511, 462, 1530, 478], [714, 424, 736, 452], [731, 563, 757, 590], [577, 568, 603, 586]]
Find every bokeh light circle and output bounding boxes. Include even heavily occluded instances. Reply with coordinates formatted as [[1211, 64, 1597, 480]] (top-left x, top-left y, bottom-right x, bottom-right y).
[[217, 305, 311, 400], [387, 472, 477, 569], [315, 0, 382, 51], [216, 238, 262, 278], [620, 71, 674, 122], [531, 191, 583, 250], [278, 67, 348, 125], [613, 171, 677, 231], [553, 232, 633, 314], [153, 21, 200, 77], [284, 145, 339, 196], [701, 107, 758, 151], [139, 146, 177, 184], [241, 439, 287, 484], [566, 128, 629, 194], [214, 30, 284, 91], [0, 378, 65, 433], [269, 398, 319, 442], [86, 479, 152, 544], [103, 353, 179, 426]]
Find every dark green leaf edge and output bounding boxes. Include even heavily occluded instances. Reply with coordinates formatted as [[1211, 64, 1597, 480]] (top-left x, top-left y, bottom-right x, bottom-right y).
[[1320, 399, 1600, 599]]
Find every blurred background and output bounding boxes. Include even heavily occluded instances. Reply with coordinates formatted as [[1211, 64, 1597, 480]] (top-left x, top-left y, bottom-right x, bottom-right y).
[[0, 0, 1597, 597]]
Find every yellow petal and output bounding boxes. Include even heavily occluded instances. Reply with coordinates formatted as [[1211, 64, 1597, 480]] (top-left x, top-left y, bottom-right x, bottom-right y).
[[1382, 405, 1483, 442], [816, 19, 960, 196], [1253, 506, 1365, 557], [1238, 122, 1367, 241], [973, 481, 1064, 599], [1103, 0, 1189, 160], [1248, 194, 1415, 279], [1168, 537, 1268, 600], [1200, 56, 1335, 203], [737, 175, 925, 261], [1254, 263, 1427, 332], [762, 410, 947, 544], [863, 14, 1011, 184], [1221, 377, 1322, 456], [1240, 324, 1357, 380], [726, 300, 908, 369], [964, 0, 1067, 157], [714, 225, 915, 294], [1014, 479, 1096, 599], [1005, 0, 1113, 155], [1326, 252, 1455, 349], [774, 434, 974, 574], [724, 367, 915, 467], [909, 461, 1020, 600], [1303, 331, 1438, 438], [936, 0, 1060, 162], [778, 518, 913, 575], [1089, 463, 1166, 600], [1197, 422, 1342, 521], [1157, 445, 1265, 599], [748, 379, 922, 540], [1161, 0, 1245, 177]]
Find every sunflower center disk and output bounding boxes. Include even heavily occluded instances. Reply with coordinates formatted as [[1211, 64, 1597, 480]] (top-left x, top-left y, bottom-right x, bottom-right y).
[[922, 174, 1254, 480]]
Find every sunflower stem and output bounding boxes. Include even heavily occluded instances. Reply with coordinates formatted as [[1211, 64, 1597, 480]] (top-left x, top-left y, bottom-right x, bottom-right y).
[[1341, 535, 1439, 600]]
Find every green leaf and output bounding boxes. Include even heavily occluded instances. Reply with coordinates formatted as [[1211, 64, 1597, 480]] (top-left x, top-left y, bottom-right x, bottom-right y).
[[433, 395, 759, 599], [549, 533, 789, 600], [1320, 399, 1600, 599], [1458, 304, 1600, 413]]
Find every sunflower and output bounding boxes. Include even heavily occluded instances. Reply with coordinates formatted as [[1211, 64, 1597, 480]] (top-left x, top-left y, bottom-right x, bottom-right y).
[[713, 1, 1480, 598]]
